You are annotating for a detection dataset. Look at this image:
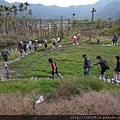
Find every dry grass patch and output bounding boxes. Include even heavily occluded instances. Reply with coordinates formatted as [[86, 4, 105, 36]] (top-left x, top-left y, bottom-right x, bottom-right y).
[[0, 91, 120, 115]]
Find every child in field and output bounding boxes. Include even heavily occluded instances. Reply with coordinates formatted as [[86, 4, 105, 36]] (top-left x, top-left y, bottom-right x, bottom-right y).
[[34, 40, 38, 52], [96, 34, 100, 44], [57, 36, 62, 47], [112, 35, 117, 45], [52, 37, 56, 49], [77, 34, 80, 44], [18, 41, 23, 58], [113, 56, 120, 83], [1, 46, 10, 68], [93, 56, 110, 80], [44, 38, 48, 51], [48, 58, 63, 79], [73, 35, 77, 45], [28, 39, 33, 53], [23, 41, 27, 55]]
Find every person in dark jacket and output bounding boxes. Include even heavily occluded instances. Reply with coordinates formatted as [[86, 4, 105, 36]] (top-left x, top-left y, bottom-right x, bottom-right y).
[[114, 56, 120, 82], [23, 41, 27, 55], [48, 58, 63, 79], [112, 35, 117, 45], [82, 54, 91, 76], [1, 46, 10, 68], [93, 56, 109, 80], [33, 40, 38, 52]]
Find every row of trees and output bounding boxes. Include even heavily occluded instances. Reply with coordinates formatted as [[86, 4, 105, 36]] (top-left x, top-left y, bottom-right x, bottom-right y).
[[0, 2, 120, 42], [0, 2, 32, 35]]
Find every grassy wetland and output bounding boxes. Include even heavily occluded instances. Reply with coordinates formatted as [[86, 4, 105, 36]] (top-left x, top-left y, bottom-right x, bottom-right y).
[[0, 38, 120, 115]]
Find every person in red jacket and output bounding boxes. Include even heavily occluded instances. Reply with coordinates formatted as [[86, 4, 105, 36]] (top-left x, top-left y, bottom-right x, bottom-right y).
[[48, 58, 63, 79]]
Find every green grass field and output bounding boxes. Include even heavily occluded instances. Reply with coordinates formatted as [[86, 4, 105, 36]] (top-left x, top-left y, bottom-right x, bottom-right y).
[[0, 39, 120, 115], [0, 41, 119, 95]]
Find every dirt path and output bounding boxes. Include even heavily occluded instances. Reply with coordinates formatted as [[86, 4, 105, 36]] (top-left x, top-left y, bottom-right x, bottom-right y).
[[0, 45, 69, 80]]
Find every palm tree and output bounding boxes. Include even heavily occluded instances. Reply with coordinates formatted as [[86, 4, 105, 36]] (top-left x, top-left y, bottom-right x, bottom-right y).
[[24, 2, 30, 11], [11, 5, 18, 33], [108, 17, 112, 28], [0, 5, 4, 16], [0, 5, 4, 33], [28, 9, 32, 15], [72, 13, 75, 19], [12, 4, 18, 16], [19, 3, 24, 12]]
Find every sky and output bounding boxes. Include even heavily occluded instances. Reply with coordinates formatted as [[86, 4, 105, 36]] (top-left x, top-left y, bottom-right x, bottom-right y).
[[6, 0, 99, 7]]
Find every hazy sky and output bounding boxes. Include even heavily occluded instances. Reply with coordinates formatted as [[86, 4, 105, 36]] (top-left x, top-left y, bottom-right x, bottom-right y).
[[6, 0, 99, 7]]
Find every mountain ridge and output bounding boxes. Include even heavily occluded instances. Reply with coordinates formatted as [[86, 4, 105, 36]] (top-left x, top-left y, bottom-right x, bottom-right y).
[[1, 0, 120, 20]]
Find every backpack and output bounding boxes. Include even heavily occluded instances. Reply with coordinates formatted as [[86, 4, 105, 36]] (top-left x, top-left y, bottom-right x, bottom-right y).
[[77, 35, 80, 40], [87, 58, 92, 68]]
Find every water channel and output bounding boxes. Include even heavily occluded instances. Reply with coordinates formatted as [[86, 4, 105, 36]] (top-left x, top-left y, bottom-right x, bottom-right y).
[[0, 44, 18, 52]]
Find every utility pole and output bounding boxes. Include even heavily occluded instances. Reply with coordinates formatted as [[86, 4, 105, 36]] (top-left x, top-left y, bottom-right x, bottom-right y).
[[89, 8, 96, 41], [60, 16, 63, 38], [67, 19, 70, 37]]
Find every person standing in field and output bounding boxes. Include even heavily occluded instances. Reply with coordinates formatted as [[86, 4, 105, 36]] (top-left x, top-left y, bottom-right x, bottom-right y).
[[28, 39, 33, 53], [82, 54, 91, 76], [116, 35, 119, 44], [96, 34, 100, 44], [18, 41, 23, 58], [48, 58, 63, 79], [52, 37, 56, 49], [23, 41, 27, 55], [113, 56, 120, 83], [112, 35, 117, 45], [44, 38, 48, 51], [33, 40, 38, 52], [77, 34, 80, 44], [57, 36, 62, 47], [1, 46, 10, 68], [93, 56, 110, 80], [73, 35, 77, 45]]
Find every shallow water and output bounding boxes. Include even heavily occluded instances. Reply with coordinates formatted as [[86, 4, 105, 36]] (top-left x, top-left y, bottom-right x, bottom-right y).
[[0, 44, 18, 52]]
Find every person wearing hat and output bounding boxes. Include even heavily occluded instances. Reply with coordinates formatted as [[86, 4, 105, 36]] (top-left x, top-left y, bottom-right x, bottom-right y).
[[52, 37, 56, 49], [48, 58, 63, 79], [82, 54, 91, 76], [18, 41, 23, 58], [1, 46, 10, 68]]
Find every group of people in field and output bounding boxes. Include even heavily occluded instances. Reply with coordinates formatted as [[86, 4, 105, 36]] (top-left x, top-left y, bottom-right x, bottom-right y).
[[73, 34, 81, 45], [82, 54, 120, 83], [96, 34, 119, 45], [17, 36, 62, 58], [1, 34, 120, 83], [18, 39, 38, 58]]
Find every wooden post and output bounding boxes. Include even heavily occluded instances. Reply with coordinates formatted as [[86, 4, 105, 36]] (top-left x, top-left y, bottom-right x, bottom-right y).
[[48, 23, 49, 36], [89, 8, 96, 41], [60, 16, 63, 38], [67, 19, 70, 36], [39, 18, 42, 37]]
